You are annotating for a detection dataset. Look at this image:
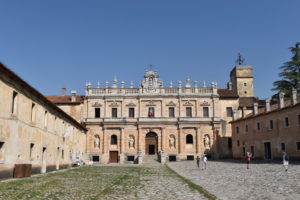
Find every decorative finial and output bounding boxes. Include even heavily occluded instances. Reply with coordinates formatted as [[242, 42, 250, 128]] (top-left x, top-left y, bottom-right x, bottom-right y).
[[130, 81, 134, 88], [97, 81, 100, 88], [235, 53, 245, 65], [105, 80, 109, 88], [112, 77, 118, 88], [178, 80, 182, 88], [185, 78, 191, 88], [203, 80, 206, 88], [194, 80, 198, 88], [121, 80, 125, 88], [169, 80, 173, 88], [148, 64, 154, 71]]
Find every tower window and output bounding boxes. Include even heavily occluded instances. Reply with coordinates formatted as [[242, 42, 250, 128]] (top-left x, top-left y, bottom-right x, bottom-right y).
[[11, 91, 18, 115], [111, 135, 118, 145], [285, 117, 289, 127], [244, 83, 247, 86], [257, 122, 260, 131], [148, 107, 155, 118], [186, 134, 193, 144], [203, 107, 209, 118], [169, 107, 175, 118], [226, 107, 233, 117], [269, 120, 273, 130], [31, 103, 36, 122]]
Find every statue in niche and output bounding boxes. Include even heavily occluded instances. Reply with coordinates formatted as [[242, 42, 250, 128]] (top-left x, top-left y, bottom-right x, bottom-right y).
[[204, 135, 210, 148], [128, 135, 135, 149], [94, 135, 100, 149], [169, 135, 176, 149]]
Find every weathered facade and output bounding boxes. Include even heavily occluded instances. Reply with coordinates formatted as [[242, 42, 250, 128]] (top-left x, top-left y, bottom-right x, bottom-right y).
[[0, 63, 87, 178], [48, 65, 253, 164], [231, 90, 300, 160]]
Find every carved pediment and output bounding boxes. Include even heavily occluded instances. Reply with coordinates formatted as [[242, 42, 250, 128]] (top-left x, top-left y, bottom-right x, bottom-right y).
[[126, 102, 136, 107], [166, 101, 176, 106], [200, 101, 210, 106], [109, 102, 120, 107], [183, 101, 193, 106], [92, 102, 102, 107], [146, 100, 156, 106]]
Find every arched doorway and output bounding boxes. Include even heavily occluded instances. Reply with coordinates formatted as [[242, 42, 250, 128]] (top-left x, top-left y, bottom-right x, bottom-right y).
[[145, 132, 158, 155]]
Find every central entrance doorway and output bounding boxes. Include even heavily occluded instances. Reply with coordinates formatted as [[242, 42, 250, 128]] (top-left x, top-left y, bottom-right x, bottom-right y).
[[109, 151, 119, 163], [145, 132, 158, 155]]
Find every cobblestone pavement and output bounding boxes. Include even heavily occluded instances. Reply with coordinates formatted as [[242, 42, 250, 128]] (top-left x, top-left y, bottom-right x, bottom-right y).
[[168, 160, 300, 200], [0, 162, 206, 200]]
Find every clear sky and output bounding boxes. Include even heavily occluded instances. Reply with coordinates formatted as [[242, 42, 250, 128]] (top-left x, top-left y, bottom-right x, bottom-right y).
[[1, 1, 299, 98]]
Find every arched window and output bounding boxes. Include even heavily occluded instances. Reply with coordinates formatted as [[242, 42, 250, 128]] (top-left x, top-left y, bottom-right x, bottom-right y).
[[111, 135, 117, 145], [186, 134, 193, 144]]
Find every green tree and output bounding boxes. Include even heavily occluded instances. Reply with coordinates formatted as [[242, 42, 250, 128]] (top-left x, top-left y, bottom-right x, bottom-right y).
[[273, 42, 300, 97]]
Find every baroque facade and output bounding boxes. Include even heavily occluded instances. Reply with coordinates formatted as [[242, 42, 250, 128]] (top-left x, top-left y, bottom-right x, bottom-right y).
[[48, 65, 255, 164], [0, 63, 87, 178]]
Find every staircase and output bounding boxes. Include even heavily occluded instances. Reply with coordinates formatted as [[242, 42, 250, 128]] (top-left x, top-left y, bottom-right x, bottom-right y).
[[142, 155, 160, 166]]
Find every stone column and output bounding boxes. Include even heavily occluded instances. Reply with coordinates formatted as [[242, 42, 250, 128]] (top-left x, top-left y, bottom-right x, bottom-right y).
[[196, 128, 201, 154], [161, 128, 164, 151], [178, 127, 183, 154], [120, 128, 125, 163]]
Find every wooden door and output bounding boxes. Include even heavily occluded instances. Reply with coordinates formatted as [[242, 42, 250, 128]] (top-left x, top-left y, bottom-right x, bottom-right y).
[[109, 151, 119, 163]]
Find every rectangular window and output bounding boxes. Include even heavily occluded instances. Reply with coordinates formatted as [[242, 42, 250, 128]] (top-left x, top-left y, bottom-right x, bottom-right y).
[[95, 108, 100, 118], [245, 125, 249, 132], [281, 143, 286, 151], [242, 147, 246, 157], [148, 107, 155, 118], [236, 126, 239, 134], [129, 108, 135, 118], [285, 117, 289, 127], [237, 140, 240, 147], [297, 142, 300, 150], [31, 103, 36, 122], [226, 107, 233, 117], [11, 91, 18, 114], [169, 107, 175, 118], [251, 146, 254, 157], [269, 120, 273, 130], [44, 111, 48, 128], [30, 143, 34, 160], [203, 107, 209, 118], [186, 107, 192, 117], [257, 122, 260, 131], [112, 108, 118, 118]]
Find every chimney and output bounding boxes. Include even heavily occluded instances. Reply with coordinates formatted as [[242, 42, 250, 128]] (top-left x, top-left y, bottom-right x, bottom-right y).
[[242, 106, 247, 118], [71, 91, 77, 102], [253, 103, 258, 115], [292, 88, 298, 105], [61, 87, 66, 96], [265, 98, 270, 112], [279, 92, 285, 109], [233, 109, 237, 120], [227, 81, 233, 90]]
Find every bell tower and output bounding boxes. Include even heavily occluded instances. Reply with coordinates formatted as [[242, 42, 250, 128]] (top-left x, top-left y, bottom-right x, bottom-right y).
[[230, 54, 254, 97]]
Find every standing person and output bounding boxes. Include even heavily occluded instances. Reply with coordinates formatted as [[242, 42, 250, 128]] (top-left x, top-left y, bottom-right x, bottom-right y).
[[196, 156, 200, 168], [283, 152, 289, 172], [246, 152, 252, 169], [202, 154, 207, 170]]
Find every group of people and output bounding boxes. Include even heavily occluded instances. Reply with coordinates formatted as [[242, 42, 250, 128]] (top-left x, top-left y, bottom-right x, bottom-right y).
[[246, 151, 289, 171], [195, 152, 290, 171], [196, 155, 207, 170]]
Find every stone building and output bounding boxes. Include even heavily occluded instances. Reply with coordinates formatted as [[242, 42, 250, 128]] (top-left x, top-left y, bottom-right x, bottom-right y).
[[48, 65, 256, 164], [231, 90, 300, 160], [0, 63, 87, 178]]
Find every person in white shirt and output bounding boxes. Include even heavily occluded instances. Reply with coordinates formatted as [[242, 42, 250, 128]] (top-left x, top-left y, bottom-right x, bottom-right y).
[[202, 155, 207, 170]]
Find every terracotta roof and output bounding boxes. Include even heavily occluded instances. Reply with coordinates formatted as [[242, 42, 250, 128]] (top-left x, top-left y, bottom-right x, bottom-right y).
[[238, 97, 264, 108], [218, 89, 239, 98], [47, 95, 84, 104], [0, 62, 87, 132]]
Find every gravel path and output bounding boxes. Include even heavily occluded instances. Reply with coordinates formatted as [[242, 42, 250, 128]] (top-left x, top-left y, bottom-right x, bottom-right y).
[[168, 160, 300, 200]]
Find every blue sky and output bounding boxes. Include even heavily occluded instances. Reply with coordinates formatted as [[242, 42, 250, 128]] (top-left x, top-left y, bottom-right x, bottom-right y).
[[0, 1, 299, 98]]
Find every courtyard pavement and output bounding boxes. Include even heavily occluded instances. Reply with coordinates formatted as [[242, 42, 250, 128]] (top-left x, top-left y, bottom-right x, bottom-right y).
[[168, 160, 300, 200]]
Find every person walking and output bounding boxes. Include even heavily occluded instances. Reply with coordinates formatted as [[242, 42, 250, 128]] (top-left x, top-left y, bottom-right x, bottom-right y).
[[283, 152, 289, 172], [246, 152, 252, 169], [202, 155, 207, 170], [196, 156, 200, 168]]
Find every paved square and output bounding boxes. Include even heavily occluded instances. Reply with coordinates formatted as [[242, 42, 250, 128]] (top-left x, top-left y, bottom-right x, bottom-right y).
[[0, 165, 206, 200], [168, 161, 300, 200]]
